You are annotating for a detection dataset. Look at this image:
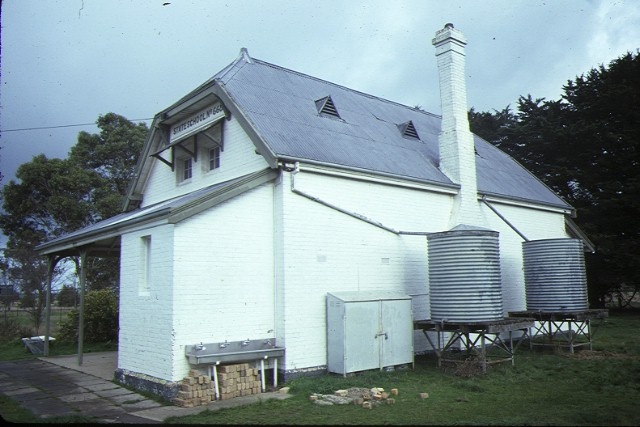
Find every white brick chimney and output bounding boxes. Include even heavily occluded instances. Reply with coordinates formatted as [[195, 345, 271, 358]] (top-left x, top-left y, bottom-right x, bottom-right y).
[[432, 23, 484, 228]]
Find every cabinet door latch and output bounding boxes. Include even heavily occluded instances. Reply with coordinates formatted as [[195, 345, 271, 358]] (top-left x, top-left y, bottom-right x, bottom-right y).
[[375, 332, 388, 340]]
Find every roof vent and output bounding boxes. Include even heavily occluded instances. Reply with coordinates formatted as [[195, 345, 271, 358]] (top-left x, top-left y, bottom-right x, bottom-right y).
[[315, 96, 341, 118], [398, 120, 420, 140]]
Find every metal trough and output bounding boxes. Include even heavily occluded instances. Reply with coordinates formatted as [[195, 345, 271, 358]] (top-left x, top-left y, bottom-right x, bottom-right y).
[[185, 338, 284, 365], [185, 338, 285, 398]]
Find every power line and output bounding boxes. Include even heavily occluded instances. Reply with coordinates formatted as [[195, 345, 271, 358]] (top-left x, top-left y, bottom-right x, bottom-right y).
[[1, 118, 154, 133]]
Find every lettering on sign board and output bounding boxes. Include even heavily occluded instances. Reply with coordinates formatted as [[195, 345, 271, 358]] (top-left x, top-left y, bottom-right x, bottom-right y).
[[170, 104, 225, 143]]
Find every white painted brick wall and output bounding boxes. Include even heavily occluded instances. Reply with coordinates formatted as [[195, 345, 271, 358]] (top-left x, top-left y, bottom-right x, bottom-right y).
[[118, 224, 175, 380], [275, 170, 571, 372], [170, 183, 275, 381], [278, 171, 451, 370], [141, 117, 270, 208], [118, 167, 571, 380]]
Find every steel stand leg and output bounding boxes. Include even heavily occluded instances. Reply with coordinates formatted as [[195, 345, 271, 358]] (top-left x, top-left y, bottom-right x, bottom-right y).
[[568, 321, 574, 353], [481, 334, 487, 373]]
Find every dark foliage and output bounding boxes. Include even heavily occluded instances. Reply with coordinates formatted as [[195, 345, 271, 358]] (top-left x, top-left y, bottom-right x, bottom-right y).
[[470, 51, 640, 306]]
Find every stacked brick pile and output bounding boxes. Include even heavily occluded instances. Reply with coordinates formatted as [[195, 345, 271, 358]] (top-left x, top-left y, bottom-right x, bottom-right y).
[[172, 364, 262, 407], [218, 363, 262, 400], [173, 369, 215, 408]]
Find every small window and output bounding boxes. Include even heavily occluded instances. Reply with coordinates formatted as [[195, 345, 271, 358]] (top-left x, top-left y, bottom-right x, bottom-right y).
[[139, 235, 151, 296], [208, 147, 221, 171], [178, 157, 193, 182]]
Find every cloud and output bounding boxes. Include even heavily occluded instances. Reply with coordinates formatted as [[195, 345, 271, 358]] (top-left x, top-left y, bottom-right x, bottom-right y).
[[2, 0, 640, 188], [588, 0, 640, 66]]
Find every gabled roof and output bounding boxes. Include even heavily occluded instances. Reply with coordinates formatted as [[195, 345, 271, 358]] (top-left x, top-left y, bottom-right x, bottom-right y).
[[126, 49, 571, 212]]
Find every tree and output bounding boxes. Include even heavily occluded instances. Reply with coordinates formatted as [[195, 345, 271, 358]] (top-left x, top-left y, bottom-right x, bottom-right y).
[[1, 155, 103, 241], [469, 51, 640, 307], [0, 254, 19, 322], [56, 284, 78, 307], [69, 113, 149, 219], [0, 114, 148, 330], [2, 233, 58, 334]]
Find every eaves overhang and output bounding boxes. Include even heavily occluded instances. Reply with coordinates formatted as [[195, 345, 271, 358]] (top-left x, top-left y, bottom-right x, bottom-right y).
[[565, 217, 596, 253], [479, 191, 574, 215], [276, 155, 460, 194]]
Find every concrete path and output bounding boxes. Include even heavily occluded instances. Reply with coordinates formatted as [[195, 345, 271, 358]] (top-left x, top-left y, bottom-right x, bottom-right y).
[[0, 352, 291, 423]]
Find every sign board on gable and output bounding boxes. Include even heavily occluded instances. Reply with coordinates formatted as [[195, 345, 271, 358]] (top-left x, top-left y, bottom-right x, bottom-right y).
[[170, 104, 225, 143]]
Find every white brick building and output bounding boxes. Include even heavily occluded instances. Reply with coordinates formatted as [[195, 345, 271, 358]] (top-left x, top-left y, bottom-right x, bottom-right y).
[[38, 25, 591, 397]]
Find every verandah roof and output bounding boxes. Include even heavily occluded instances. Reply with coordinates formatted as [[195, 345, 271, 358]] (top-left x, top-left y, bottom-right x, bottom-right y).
[[36, 169, 277, 257]]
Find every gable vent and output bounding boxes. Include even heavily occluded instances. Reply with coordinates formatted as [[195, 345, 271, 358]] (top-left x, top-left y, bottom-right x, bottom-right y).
[[398, 121, 420, 140], [315, 96, 341, 118]]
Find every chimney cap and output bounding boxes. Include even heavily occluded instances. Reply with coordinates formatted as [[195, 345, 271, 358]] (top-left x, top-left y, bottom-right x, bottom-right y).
[[432, 23, 467, 47]]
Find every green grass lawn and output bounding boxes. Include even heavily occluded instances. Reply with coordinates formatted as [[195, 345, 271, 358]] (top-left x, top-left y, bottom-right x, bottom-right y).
[[1, 311, 638, 425], [165, 311, 640, 426]]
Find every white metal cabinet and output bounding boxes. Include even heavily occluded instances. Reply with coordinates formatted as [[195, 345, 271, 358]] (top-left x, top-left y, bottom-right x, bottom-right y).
[[327, 291, 414, 376]]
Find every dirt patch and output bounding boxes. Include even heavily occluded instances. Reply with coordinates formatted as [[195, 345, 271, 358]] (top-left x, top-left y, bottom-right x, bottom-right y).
[[452, 359, 486, 378]]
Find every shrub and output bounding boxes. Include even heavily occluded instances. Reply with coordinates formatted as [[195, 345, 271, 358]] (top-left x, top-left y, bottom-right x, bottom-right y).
[[0, 318, 33, 343], [58, 288, 118, 343]]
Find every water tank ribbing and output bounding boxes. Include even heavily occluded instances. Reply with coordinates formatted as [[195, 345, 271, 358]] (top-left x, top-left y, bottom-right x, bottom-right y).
[[523, 238, 588, 311], [427, 228, 503, 322]]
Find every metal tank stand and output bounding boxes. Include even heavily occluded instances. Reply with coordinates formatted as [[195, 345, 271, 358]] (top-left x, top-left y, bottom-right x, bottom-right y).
[[414, 318, 535, 373], [509, 309, 609, 353]]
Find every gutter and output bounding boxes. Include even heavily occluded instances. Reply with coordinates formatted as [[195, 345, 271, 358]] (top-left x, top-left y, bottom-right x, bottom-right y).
[[279, 155, 459, 195]]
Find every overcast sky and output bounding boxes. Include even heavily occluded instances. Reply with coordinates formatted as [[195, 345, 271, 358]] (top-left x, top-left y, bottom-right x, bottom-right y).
[[1, 0, 639, 188]]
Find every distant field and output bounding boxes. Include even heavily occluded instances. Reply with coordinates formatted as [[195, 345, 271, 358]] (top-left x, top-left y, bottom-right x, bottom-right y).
[[1, 306, 74, 337]]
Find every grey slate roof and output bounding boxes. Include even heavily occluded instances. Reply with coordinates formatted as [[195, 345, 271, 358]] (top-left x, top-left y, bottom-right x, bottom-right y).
[[211, 52, 570, 209], [38, 50, 576, 256]]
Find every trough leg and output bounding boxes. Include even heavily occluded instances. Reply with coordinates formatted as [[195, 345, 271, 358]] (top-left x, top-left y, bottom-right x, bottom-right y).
[[212, 364, 220, 400], [274, 358, 278, 388]]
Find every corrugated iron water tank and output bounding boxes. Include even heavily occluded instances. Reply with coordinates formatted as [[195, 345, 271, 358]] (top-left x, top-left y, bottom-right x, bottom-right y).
[[523, 238, 588, 311], [427, 226, 504, 322]]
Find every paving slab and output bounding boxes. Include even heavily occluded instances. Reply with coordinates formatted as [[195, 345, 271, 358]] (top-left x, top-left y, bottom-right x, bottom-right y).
[[1, 356, 293, 423], [58, 392, 100, 403], [83, 381, 120, 392], [94, 387, 137, 398], [56, 385, 92, 396], [9, 389, 51, 402], [121, 399, 163, 411], [22, 397, 75, 418], [0, 383, 27, 393], [3, 386, 42, 396], [108, 393, 151, 405]]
